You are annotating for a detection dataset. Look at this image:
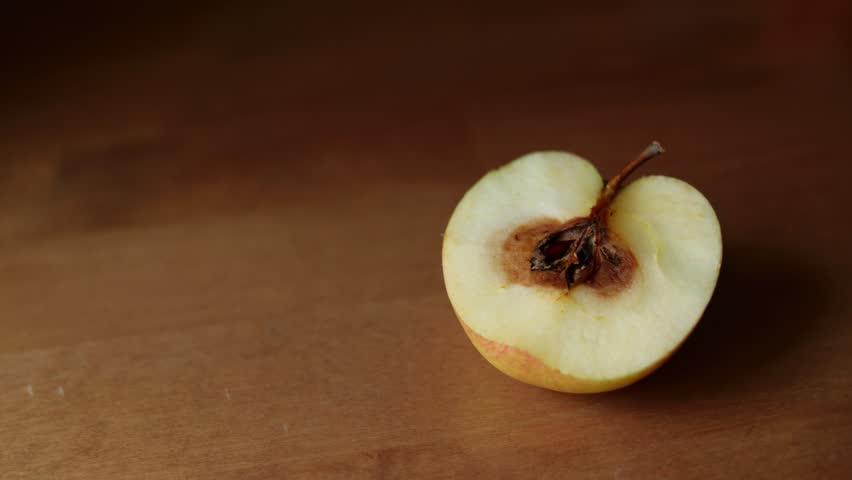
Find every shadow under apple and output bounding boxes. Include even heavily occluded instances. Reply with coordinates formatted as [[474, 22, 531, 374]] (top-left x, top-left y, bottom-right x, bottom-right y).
[[602, 241, 832, 405]]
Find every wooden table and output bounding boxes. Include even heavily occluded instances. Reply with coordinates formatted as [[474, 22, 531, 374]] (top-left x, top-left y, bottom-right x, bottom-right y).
[[2, 3, 851, 478]]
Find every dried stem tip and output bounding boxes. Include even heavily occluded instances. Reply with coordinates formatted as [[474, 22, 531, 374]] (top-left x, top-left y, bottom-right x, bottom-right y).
[[596, 141, 665, 212]]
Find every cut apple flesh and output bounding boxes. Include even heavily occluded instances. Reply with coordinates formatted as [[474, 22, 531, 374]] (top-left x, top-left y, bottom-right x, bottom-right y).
[[442, 151, 722, 392]]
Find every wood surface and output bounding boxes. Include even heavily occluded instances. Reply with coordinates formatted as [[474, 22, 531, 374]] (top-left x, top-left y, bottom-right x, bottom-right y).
[[1, 2, 851, 478]]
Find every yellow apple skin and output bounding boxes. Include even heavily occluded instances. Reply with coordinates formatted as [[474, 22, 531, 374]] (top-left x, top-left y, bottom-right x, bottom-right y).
[[459, 317, 681, 393]]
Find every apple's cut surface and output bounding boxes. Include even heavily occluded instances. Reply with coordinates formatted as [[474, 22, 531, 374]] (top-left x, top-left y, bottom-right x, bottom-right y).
[[442, 144, 722, 393]]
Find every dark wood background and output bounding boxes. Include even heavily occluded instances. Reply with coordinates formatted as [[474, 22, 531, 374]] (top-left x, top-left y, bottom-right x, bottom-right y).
[[1, 2, 851, 478]]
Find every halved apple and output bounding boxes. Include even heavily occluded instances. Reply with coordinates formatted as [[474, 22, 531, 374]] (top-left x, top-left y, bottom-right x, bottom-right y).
[[442, 143, 722, 393]]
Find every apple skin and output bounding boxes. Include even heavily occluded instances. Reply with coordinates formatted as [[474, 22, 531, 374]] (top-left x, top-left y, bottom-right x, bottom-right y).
[[458, 316, 684, 393]]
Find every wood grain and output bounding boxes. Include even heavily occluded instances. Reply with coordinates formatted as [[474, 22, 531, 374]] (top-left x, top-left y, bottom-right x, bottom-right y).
[[1, 2, 851, 478]]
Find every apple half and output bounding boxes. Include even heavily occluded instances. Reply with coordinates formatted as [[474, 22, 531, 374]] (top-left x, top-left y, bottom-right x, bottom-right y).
[[442, 143, 722, 393]]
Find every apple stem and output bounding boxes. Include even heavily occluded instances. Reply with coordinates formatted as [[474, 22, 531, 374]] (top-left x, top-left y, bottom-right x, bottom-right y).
[[593, 141, 664, 216]]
